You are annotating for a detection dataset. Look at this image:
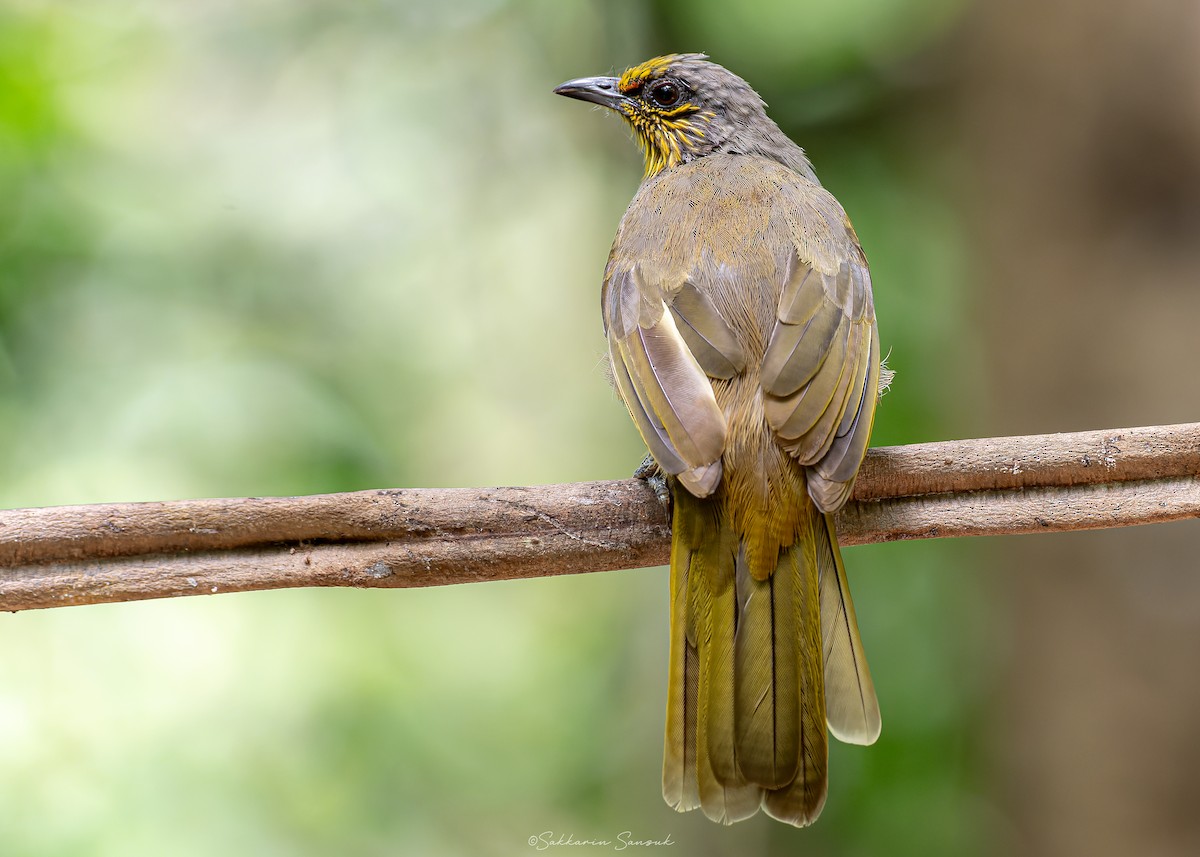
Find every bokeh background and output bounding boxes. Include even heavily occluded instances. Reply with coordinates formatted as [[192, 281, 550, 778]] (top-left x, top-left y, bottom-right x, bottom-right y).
[[1, 1, 1198, 855]]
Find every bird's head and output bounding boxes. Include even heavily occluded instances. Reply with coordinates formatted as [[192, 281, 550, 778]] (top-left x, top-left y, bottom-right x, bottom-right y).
[[555, 54, 810, 181]]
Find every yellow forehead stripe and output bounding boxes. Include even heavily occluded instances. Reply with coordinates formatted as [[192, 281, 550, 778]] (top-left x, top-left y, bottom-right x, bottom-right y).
[[617, 54, 684, 93]]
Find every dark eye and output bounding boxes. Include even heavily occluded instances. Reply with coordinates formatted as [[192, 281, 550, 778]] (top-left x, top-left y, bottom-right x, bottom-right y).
[[648, 81, 682, 108]]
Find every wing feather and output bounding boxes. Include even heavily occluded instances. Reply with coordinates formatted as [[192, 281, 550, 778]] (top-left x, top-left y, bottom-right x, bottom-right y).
[[762, 245, 878, 513], [791, 319, 864, 463], [670, 280, 747, 380], [616, 313, 725, 465], [608, 338, 688, 475], [819, 322, 879, 483], [777, 259, 823, 325], [761, 297, 844, 397], [605, 267, 728, 497], [764, 313, 850, 444]]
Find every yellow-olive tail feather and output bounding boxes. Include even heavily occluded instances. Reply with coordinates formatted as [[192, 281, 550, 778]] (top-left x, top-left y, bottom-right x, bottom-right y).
[[818, 512, 881, 745], [665, 489, 875, 828]]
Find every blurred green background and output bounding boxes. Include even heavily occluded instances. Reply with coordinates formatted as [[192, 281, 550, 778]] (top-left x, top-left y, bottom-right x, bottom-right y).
[[2, 2, 1198, 856]]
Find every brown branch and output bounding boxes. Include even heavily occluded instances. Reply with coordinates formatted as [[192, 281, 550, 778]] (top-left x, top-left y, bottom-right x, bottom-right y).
[[2, 422, 1198, 612]]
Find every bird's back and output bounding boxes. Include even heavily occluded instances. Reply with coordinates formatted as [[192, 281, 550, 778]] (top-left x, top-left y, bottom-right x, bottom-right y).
[[604, 153, 866, 560]]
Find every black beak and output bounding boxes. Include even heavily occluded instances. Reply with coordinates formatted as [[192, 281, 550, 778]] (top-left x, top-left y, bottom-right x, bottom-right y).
[[553, 76, 625, 110]]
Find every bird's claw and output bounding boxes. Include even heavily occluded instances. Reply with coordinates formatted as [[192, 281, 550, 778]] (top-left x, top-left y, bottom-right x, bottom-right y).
[[634, 453, 672, 515]]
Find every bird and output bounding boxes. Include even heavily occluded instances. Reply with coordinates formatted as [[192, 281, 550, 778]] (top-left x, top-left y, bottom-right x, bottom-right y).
[[554, 54, 884, 827]]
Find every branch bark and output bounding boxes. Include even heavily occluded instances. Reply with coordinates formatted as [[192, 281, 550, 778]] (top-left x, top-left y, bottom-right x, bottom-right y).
[[2, 422, 1197, 612]]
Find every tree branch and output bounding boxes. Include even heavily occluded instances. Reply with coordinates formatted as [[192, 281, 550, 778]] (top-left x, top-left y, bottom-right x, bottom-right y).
[[2, 423, 1197, 612]]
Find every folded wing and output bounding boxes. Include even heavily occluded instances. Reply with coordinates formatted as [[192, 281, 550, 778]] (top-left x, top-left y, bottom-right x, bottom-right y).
[[604, 265, 745, 497]]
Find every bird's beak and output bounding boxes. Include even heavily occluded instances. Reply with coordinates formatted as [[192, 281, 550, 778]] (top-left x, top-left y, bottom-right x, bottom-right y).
[[553, 76, 625, 110]]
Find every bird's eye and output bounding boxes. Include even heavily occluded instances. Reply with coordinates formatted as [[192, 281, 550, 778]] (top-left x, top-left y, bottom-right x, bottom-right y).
[[648, 81, 682, 108]]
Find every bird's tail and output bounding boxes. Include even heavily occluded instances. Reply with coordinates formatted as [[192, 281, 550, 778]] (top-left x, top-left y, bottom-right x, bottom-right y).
[[662, 488, 879, 827]]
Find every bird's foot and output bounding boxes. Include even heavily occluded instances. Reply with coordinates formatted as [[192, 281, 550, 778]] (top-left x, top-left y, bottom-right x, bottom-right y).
[[634, 453, 672, 515]]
